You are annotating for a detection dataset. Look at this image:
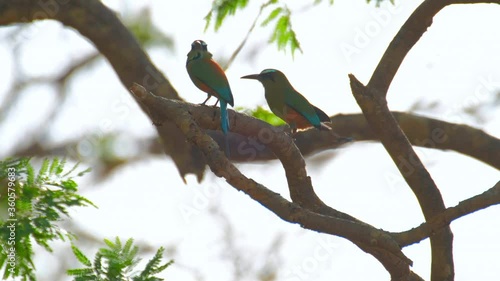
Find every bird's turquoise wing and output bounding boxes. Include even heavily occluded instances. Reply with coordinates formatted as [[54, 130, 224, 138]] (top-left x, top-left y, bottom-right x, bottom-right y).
[[284, 90, 321, 127], [187, 59, 234, 106]]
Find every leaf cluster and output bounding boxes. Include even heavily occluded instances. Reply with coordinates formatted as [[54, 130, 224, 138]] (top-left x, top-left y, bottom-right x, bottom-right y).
[[204, 0, 395, 55], [204, 0, 250, 32], [67, 237, 173, 281], [260, 4, 302, 56], [0, 158, 94, 280], [204, 0, 304, 55]]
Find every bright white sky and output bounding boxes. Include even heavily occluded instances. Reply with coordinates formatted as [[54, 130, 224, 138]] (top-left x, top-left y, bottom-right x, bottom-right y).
[[1, 0, 499, 280]]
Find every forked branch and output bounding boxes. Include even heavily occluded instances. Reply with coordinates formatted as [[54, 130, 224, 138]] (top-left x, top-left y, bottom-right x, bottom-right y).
[[130, 84, 420, 280]]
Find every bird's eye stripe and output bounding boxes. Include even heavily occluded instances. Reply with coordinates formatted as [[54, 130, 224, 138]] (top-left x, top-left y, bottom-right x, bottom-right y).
[[261, 69, 276, 74]]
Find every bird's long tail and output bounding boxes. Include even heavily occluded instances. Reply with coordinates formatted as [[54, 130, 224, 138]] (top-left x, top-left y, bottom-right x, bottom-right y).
[[220, 100, 230, 157]]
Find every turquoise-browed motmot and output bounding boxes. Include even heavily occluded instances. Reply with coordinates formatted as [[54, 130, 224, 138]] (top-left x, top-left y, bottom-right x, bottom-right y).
[[186, 40, 234, 155], [241, 69, 331, 134], [186, 40, 234, 129]]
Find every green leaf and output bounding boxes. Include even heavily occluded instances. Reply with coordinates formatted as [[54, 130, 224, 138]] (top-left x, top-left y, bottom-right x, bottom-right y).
[[204, 0, 249, 31], [61, 179, 77, 191], [122, 238, 134, 256], [26, 162, 34, 186], [135, 246, 174, 281], [38, 158, 50, 182], [236, 106, 286, 126], [103, 238, 115, 250], [263, 6, 303, 56], [66, 267, 94, 277], [71, 245, 92, 267], [203, 10, 213, 32], [62, 161, 79, 177], [77, 167, 92, 177], [261, 7, 283, 27]]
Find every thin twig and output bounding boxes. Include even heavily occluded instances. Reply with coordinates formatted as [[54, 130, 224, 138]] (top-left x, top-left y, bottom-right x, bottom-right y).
[[222, 1, 274, 71]]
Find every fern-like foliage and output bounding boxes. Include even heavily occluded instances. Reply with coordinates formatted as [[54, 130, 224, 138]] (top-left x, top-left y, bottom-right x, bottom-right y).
[[204, 0, 303, 55], [204, 0, 394, 55], [261, 4, 302, 56], [204, 0, 250, 31], [0, 158, 95, 281], [67, 237, 173, 281]]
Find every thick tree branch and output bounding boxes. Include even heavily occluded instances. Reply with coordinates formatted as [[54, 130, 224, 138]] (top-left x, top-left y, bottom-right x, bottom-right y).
[[130, 84, 421, 280], [9, 112, 499, 172], [350, 74, 454, 281], [372, 113, 499, 169], [222, 112, 499, 168], [394, 181, 500, 246], [351, 0, 500, 279], [0, 0, 206, 181], [359, 1, 500, 278]]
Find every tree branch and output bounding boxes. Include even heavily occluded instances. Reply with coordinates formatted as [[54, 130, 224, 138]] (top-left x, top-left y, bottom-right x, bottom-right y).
[[350, 73, 454, 281], [0, 0, 206, 181], [394, 181, 500, 246], [221, 112, 499, 168], [130, 83, 421, 280], [8, 112, 499, 172], [351, 0, 500, 279]]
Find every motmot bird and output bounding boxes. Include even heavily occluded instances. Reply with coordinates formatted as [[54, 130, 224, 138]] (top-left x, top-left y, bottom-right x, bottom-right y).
[[186, 40, 234, 155], [241, 69, 331, 134]]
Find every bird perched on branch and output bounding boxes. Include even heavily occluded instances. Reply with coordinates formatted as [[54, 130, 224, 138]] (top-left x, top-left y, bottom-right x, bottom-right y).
[[241, 69, 331, 134], [186, 40, 234, 155]]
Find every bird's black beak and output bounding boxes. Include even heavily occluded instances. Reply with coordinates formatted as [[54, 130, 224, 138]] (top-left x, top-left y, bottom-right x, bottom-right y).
[[241, 74, 260, 80]]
